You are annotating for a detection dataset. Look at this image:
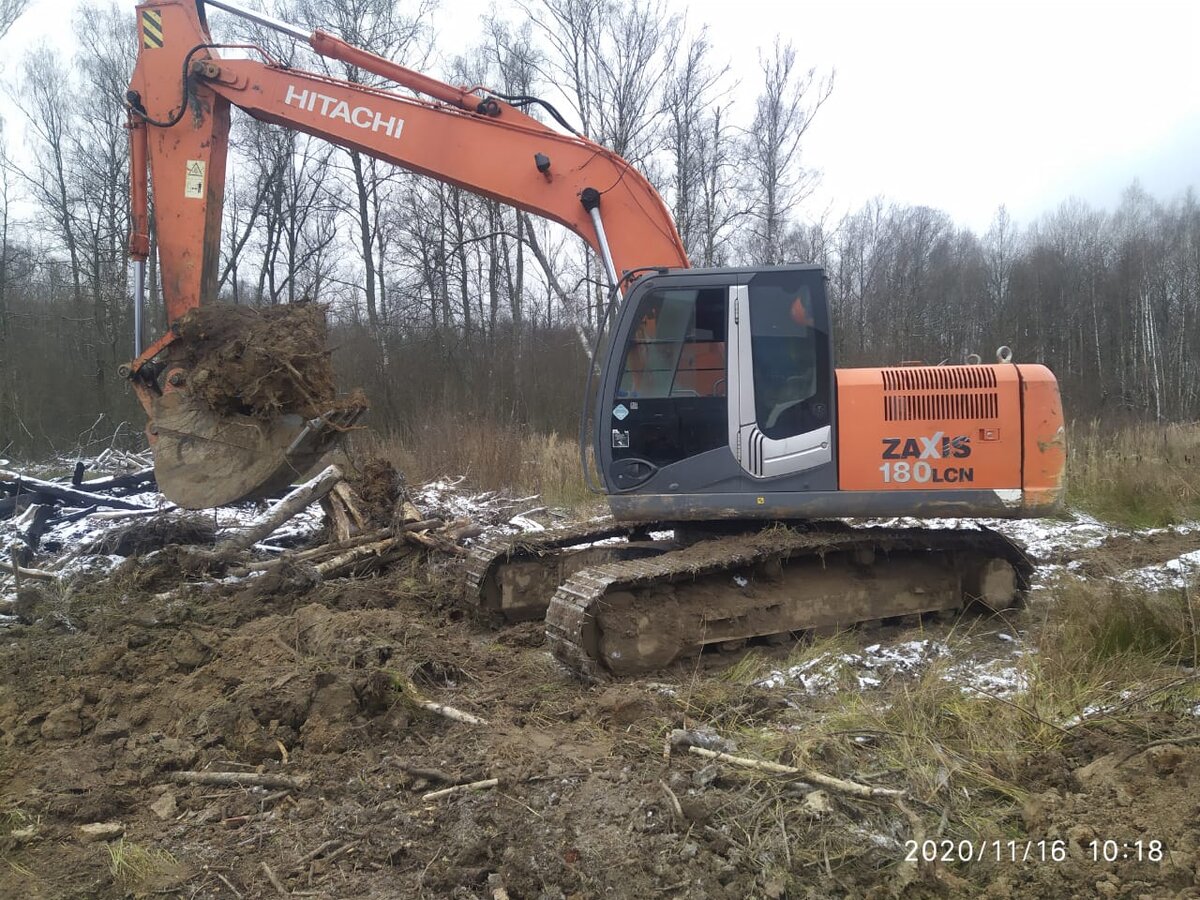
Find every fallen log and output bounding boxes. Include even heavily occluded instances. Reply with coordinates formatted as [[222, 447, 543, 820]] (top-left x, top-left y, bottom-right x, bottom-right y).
[[74, 468, 156, 493], [0, 468, 151, 512], [217, 465, 343, 554], [233, 518, 445, 579], [312, 537, 407, 577], [243, 527, 393, 572], [0, 492, 54, 519], [403, 529, 465, 555], [16, 504, 54, 558], [443, 520, 484, 542]]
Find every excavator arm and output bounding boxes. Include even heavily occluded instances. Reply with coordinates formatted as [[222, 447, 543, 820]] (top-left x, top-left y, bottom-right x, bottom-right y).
[[126, 0, 688, 507]]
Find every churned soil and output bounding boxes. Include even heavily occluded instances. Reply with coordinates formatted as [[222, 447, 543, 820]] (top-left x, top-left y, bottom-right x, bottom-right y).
[[0, 539, 1198, 898]]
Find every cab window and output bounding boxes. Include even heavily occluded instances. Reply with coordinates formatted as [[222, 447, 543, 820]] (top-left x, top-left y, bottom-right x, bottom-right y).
[[618, 288, 727, 399], [748, 275, 829, 440]]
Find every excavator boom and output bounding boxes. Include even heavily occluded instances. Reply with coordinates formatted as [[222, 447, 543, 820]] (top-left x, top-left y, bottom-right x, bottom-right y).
[[126, 0, 687, 507]]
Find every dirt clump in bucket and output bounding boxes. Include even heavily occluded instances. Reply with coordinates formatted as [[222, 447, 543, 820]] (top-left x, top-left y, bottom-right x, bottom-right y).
[[174, 302, 336, 419]]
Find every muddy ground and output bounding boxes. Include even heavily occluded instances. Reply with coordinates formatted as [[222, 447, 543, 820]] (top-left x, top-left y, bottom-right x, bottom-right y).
[[1, 529, 1199, 899]]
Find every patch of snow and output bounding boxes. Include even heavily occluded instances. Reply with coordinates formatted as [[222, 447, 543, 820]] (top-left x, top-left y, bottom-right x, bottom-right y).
[[860, 511, 1113, 562], [758, 631, 1034, 699], [416, 479, 548, 534], [508, 514, 545, 533], [56, 554, 126, 577], [757, 639, 951, 693], [1122, 549, 1200, 591], [1060, 690, 1134, 727], [951, 660, 1029, 698]]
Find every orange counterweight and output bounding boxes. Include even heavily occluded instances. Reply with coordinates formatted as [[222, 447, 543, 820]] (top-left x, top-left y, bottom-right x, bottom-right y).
[[836, 364, 1065, 514]]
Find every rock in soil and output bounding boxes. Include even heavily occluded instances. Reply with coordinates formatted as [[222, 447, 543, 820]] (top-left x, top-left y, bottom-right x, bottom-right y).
[[77, 822, 125, 843]]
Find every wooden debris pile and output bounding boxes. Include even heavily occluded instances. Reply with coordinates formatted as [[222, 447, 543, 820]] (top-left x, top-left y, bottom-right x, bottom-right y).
[[1, 454, 158, 586], [213, 463, 482, 583], [0, 455, 493, 609]]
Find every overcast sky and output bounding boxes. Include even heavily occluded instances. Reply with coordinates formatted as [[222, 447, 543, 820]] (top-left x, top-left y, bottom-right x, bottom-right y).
[[3, 0, 1197, 233]]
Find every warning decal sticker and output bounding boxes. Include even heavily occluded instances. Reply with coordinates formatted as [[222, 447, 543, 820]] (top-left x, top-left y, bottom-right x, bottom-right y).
[[141, 9, 163, 49], [184, 160, 206, 199]]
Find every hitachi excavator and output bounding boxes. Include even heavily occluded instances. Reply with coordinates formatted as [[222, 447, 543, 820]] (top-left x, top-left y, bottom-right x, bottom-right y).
[[125, 0, 1066, 679]]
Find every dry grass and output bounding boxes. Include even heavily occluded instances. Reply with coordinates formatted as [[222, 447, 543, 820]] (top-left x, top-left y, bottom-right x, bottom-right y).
[[1041, 578, 1199, 668], [353, 415, 593, 509], [671, 574, 1199, 889], [106, 839, 180, 889], [1067, 419, 1200, 527], [355, 415, 1200, 525]]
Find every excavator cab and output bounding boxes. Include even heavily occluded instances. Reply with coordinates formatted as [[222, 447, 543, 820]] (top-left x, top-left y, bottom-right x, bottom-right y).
[[594, 263, 1066, 524], [597, 266, 836, 503]]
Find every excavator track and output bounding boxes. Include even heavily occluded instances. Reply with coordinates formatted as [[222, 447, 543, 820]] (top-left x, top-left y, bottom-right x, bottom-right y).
[[464, 520, 673, 623], [545, 524, 1033, 681]]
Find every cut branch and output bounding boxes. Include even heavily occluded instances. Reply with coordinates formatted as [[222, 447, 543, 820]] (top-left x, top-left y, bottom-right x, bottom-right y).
[[422, 778, 498, 801], [0, 556, 57, 582], [169, 771, 307, 790], [0, 468, 151, 511], [218, 465, 342, 553], [685, 746, 905, 798]]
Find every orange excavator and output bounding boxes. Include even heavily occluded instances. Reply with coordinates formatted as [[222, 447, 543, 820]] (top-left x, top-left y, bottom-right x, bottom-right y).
[[125, 0, 1066, 678]]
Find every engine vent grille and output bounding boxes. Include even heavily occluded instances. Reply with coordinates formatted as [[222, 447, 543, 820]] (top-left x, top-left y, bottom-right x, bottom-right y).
[[884, 393, 999, 421], [881, 366, 997, 391]]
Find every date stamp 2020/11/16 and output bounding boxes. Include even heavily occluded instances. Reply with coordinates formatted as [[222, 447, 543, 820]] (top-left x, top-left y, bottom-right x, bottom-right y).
[[904, 839, 1166, 864]]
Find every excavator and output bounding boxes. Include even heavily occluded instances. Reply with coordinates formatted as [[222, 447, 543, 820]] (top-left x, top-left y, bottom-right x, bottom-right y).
[[124, 0, 1066, 679]]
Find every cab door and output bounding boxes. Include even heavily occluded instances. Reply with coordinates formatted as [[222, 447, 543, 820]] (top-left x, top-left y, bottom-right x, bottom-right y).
[[603, 280, 731, 491], [727, 268, 834, 479]]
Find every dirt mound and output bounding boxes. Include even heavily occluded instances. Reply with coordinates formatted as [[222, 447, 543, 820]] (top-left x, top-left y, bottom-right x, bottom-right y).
[[174, 302, 336, 419], [2, 537, 1198, 899], [979, 729, 1200, 899]]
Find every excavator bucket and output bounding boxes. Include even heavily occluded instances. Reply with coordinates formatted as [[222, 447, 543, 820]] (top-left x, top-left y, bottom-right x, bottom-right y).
[[150, 390, 365, 509]]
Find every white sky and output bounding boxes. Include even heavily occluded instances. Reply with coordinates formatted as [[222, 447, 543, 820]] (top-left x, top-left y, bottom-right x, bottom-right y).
[[3, 0, 1198, 233]]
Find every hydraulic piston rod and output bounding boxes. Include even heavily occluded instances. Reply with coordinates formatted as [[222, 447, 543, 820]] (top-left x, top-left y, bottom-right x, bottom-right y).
[[581, 188, 619, 290]]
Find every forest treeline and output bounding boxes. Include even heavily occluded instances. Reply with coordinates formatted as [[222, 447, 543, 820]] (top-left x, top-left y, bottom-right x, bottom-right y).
[[0, 0, 1197, 460]]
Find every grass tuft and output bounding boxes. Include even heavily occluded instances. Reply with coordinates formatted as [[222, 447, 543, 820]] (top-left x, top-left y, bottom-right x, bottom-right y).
[[1041, 579, 1198, 669], [1067, 420, 1200, 527], [106, 839, 179, 888]]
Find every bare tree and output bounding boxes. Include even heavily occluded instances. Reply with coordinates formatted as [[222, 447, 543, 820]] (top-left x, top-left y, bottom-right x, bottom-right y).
[[0, 0, 29, 39], [744, 38, 833, 264], [13, 47, 83, 309], [664, 29, 732, 261], [295, 0, 432, 331]]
